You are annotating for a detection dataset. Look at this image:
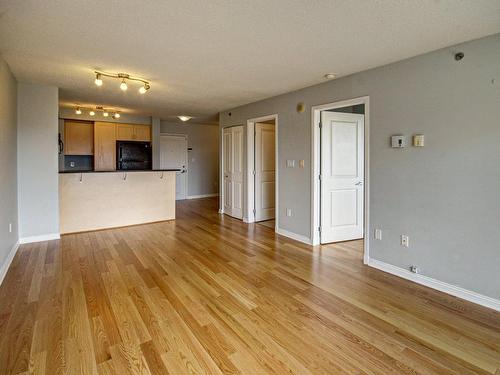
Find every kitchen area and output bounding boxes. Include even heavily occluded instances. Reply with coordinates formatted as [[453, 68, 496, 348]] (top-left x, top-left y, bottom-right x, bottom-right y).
[[58, 115, 178, 234]]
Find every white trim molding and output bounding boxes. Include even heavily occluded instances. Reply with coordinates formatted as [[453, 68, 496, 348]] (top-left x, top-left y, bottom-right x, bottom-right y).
[[187, 193, 219, 199], [0, 241, 20, 286], [19, 233, 60, 244], [276, 227, 312, 245], [367, 258, 500, 312]]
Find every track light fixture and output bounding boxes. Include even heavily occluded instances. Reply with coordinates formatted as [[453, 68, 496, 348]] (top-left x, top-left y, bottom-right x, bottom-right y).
[[93, 71, 150, 94], [95, 73, 103, 86], [74, 105, 121, 119]]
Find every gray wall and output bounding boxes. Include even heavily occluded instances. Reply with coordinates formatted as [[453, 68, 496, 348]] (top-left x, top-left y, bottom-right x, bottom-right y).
[[160, 122, 219, 197], [220, 33, 500, 300], [0, 58, 18, 271], [18, 83, 59, 238]]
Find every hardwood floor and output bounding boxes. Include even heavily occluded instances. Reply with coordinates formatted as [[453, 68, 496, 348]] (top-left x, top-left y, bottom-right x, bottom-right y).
[[0, 197, 499, 374]]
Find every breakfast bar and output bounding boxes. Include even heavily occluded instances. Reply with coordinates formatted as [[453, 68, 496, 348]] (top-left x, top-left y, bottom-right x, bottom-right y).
[[59, 170, 178, 234]]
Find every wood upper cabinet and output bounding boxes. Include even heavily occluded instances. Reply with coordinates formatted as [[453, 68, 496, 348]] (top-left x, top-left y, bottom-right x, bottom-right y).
[[64, 120, 94, 155], [94, 122, 116, 171], [116, 124, 135, 141], [134, 125, 151, 141], [115, 123, 151, 141]]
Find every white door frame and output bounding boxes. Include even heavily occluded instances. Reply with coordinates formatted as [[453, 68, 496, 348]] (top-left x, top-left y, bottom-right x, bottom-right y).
[[160, 133, 188, 200], [245, 114, 278, 229], [311, 96, 370, 264]]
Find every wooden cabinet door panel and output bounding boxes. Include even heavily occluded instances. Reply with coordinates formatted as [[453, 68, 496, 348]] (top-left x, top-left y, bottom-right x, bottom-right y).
[[116, 123, 135, 141], [64, 120, 94, 155], [94, 122, 116, 170], [134, 125, 151, 141]]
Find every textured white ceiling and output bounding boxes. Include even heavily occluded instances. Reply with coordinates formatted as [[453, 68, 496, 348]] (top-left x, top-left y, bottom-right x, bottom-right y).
[[1, 0, 499, 123]]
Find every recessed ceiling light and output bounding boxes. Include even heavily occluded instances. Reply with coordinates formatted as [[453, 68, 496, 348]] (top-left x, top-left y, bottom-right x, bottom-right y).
[[103, 111, 109, 117], [114, 112, 121, 119], [75, 107, 82, 115], [89, 110, 95, 116], [178, 116, 192, 122], [324, 73, 336, 79]]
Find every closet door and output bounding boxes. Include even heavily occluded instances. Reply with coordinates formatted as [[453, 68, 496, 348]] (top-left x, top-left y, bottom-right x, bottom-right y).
[[223, 126, 243, 219]]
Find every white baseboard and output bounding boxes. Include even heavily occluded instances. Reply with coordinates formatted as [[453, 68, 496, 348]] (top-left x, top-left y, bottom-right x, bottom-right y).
[[19, 233, 60, 244], [367, 258, 500, 312], [0, 241, 20, 286], [276, 227, 312, 245], [187, 193, 219, 199]]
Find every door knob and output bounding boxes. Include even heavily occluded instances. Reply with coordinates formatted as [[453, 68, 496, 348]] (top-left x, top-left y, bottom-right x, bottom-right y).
[[355, 181, 363, 186]]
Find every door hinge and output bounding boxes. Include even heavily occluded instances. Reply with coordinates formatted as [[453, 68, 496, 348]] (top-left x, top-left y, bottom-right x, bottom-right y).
[[253, 170, 256, 175], [318, 226, 322, 233], [319, 121, 322, 129], [253, 208, 256, 214], [318, 174, 322, 181]]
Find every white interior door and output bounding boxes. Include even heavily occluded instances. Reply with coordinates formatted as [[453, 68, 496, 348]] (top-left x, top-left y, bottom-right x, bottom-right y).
[[223, 126, 243, 218], [321, 111, 364, 243], [160, 134, 188, 200], [255, 123, 275, 221]]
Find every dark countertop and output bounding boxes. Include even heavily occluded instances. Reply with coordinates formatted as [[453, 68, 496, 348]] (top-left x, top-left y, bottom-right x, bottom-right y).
[[59, 169, 180, 174]]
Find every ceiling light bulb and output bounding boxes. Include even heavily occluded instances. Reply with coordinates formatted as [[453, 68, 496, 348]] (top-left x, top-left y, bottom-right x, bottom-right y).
[[120, 79, 128, 91], [95, 73, 103, 86], [103, 111, 109, 117], [89, 110, 95, 116], [178, 115, 192, 122], [114, 113, 120, 119], [75, 107, 82, 115], [139, 83, 150, 94]]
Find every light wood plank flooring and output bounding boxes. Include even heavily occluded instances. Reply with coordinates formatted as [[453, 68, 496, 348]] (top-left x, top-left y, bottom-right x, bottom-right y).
[[0, 197, 499, 374]]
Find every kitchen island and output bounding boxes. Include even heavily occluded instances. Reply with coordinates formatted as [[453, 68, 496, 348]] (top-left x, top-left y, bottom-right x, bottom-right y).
[[59, 170, 178, 234]]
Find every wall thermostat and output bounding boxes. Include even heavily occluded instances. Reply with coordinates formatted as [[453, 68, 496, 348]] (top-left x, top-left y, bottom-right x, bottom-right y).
[[391, 135, 407, 148]]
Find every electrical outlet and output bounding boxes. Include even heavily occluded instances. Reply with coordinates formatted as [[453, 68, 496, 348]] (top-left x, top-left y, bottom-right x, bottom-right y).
[[410, 265, 419, 274], [70, 161, 75, 168], [374, 229, 382, 240], [286, 208, 292, 217], [9, 223, 12, 233], [401, 235, 409, 247]]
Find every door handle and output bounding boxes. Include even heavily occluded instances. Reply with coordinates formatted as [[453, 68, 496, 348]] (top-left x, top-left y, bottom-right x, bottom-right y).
[[355, 181, 363, 186]]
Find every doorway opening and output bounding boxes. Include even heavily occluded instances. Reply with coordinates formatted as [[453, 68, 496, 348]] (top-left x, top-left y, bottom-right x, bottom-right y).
[[311, 97, 369, 263], [160, 134, 188, 200], [246, 115, 278, 230]]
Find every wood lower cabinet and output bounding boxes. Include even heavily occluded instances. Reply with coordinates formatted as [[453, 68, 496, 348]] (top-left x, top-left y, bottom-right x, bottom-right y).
[[64, 120, 94, 155], [94, 122, 116, 170], [116, 123, 151, 141]]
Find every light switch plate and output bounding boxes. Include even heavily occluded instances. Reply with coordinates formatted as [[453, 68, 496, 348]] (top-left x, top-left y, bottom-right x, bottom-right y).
[[286, 160, 295, 168], [391, 135, 407, 148], [374, 229, 382, 240], [299, 160, 305, 168]]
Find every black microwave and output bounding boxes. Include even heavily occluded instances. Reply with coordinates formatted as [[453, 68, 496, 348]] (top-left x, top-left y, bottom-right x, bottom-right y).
[[116, 141, 152, 170]]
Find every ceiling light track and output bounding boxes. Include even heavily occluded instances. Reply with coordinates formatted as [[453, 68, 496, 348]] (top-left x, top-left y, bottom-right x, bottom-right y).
[[94, 70, 151, 94], [75, 105, 121, 119]]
